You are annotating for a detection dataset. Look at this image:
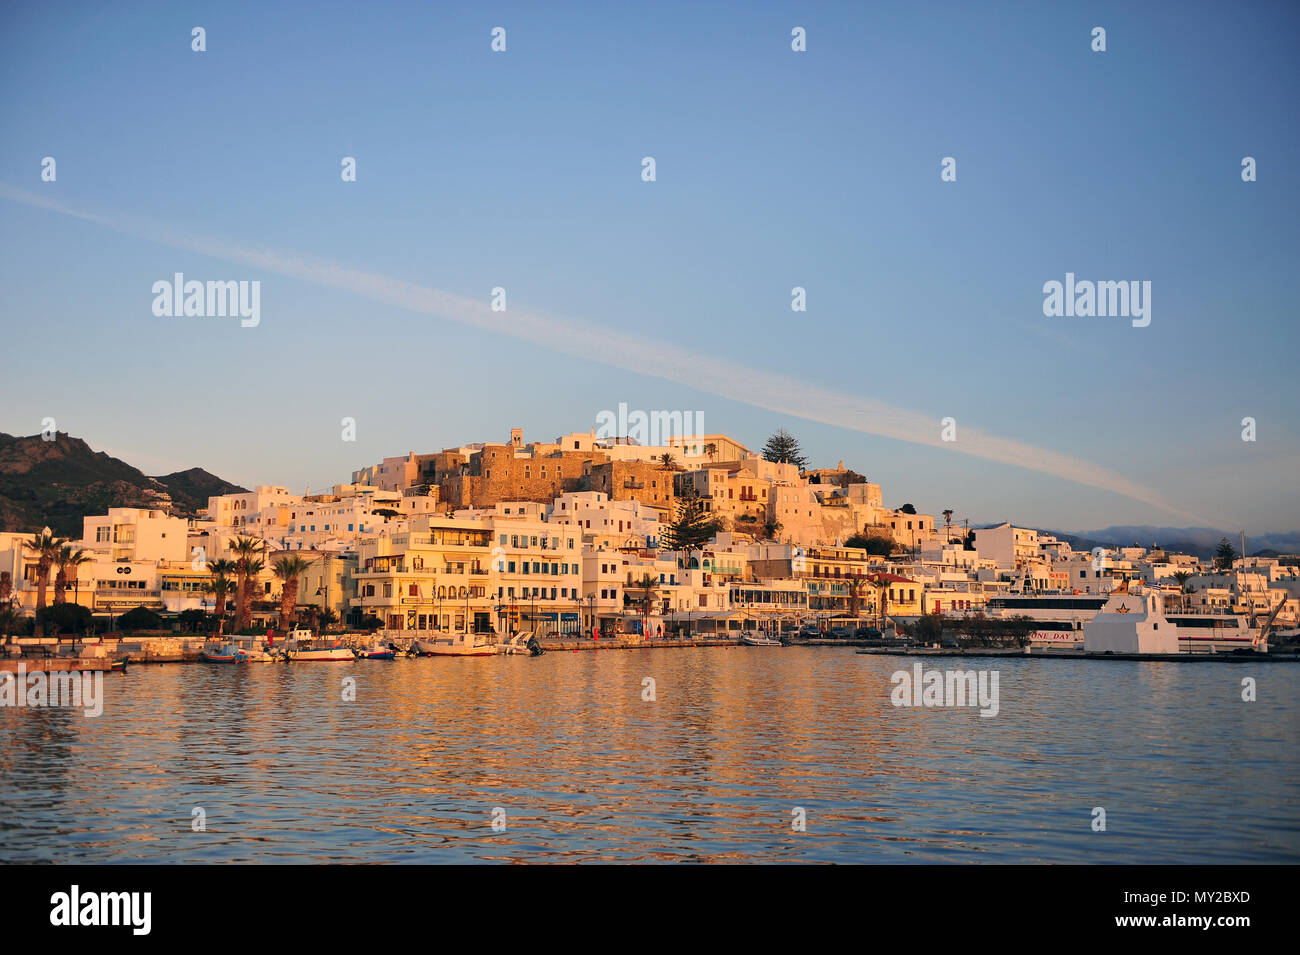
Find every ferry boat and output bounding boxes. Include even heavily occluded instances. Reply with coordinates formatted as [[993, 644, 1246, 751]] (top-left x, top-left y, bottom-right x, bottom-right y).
[[983, 593, 1109, 649], [283, 628, 355, 662], [1164, 612, 1256, 653], [1084, 590, 1264, 655]]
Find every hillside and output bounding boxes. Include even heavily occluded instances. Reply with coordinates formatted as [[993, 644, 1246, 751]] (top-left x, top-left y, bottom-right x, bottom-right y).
[[1045, 525, 1300, 560], [0, 432, 247, 537]]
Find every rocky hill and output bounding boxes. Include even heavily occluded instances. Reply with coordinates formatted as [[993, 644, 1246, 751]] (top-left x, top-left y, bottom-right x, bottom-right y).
[[0, 432, 247, 537]]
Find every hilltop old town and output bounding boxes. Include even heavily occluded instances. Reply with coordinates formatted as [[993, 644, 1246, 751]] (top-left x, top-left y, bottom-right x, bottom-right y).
[[1, 425, 1297, 646]]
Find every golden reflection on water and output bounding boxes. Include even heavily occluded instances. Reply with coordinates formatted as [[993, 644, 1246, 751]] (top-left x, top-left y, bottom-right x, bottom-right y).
[[1, 648, 1297, 862]]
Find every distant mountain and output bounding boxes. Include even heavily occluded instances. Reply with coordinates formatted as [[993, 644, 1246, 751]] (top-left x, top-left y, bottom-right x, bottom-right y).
[[1044, 525, 1300, 560], [0, 432, 246, 538]]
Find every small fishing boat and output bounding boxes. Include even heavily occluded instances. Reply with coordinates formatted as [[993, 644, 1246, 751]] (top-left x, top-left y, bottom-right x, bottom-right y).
[[284, 628, 355, 662], [354, 642, 396, 660], [200, 642, 249, 663], [740, 631, 782, 647]]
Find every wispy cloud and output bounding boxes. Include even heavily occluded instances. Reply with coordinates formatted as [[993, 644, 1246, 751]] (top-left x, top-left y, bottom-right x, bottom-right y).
[[1, 183, 1217, 524]]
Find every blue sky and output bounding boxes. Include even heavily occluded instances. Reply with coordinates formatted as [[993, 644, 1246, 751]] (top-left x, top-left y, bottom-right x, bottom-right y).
[[1, 0, 1297, 533]]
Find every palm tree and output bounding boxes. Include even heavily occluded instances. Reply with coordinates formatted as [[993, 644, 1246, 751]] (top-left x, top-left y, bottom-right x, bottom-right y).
[[658, 452, 677, 470], [942, 509, 954, 542], [205, 558, 237, 635], [847, 572, 867, 620], [229, 536, 265, 632], [25, 529, 62, 636], [237, 557, 264, 632], [633, 573, 658, 639], [53, 545, 91, 604], [0, 571, 15, 644], [317, 607, 339, 633], [870, 574, 891, 631], [1171, 571, 1193, 613], [272, 555, 313, 630], [704, 442, 717, 462]]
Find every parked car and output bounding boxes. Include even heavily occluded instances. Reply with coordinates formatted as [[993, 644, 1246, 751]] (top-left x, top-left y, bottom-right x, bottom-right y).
[[854, 626, 882, 639], [828, 626, 852, 639]]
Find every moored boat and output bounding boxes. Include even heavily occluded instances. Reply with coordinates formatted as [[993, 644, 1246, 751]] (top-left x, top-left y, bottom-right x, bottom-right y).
[[416, 632, 497, 657], [284, 628, 355, 662], [740, 631, 782, 647], [200, 643, 249, 664]]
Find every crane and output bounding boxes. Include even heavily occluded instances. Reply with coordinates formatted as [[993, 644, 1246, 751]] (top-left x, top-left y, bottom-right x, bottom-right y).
[[1251, 596, 1287, 652]]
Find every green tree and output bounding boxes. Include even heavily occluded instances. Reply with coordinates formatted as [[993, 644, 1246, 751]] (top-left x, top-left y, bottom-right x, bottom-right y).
[[631, 573, 658, 638], [661, 485, 720, 554], [272, 555, 313, 629], [760, 429, 808, 469], [230, 536, 266, 630], [845, 532, 893, 557], [1171, 571, 1193, 612], [899, 503, 917, 515], [914, 613, 944, 645], [36, 602, 93, 636], [24, 529, 63, 635], [1214, 538, 1237, 571], [117, 605, 164, 632], [177, 609, 211, 633], [52, 545, 91, 604], [205, 558, 237, 634]]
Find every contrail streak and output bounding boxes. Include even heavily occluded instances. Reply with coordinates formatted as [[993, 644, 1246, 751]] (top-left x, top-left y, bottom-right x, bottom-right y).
[[0, 183, 1214, 524]]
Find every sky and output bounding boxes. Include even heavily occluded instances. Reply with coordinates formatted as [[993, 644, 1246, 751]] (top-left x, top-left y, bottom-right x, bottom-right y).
[[1, 1, 1297, 534]]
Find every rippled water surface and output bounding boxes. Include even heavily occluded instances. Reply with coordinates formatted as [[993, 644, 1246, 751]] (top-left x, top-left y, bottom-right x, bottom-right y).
[[2, 648, 1297, 862]]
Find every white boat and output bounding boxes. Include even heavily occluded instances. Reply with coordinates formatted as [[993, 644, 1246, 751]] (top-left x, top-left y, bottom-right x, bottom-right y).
[[415, 632, 497, 657], [496, 629, 536, 655], [1084, 590, 1263, 655], [283, 628, 355, 662], [983, 593, 1109, 649], [740, 631, 782, 647], [1164, 612, 1258, 653]]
